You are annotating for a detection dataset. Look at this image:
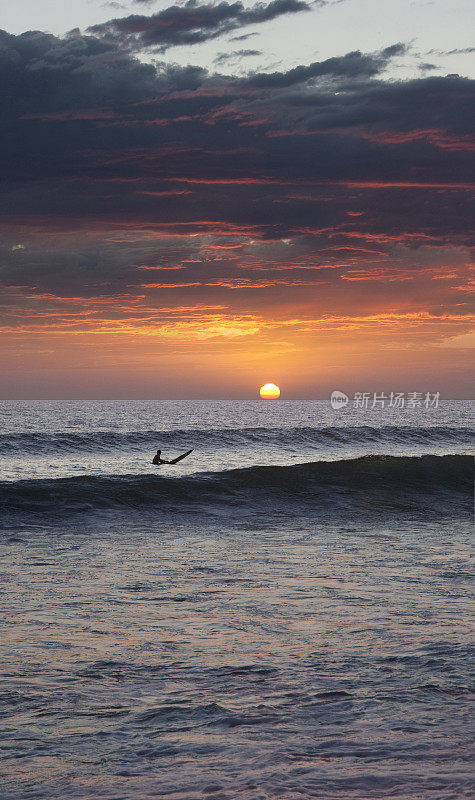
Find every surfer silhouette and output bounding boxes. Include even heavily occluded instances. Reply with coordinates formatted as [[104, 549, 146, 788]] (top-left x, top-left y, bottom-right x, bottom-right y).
[[152, 449, 169, 465], [152, 448, 194, 466]]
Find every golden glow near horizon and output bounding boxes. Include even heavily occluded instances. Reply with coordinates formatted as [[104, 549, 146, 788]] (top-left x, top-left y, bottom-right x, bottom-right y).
[[259, 383, 281, 399]]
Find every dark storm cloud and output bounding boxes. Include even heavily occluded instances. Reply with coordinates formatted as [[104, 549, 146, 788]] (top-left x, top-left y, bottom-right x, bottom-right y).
[[1, 28, 473, 183], [253, 72, 475, 145], [243, 44, 407, 87], [0, 237, 205, 296], [89, 0, 313, 52], [0, 24, 474, 311], [0, 28, 160, 117]]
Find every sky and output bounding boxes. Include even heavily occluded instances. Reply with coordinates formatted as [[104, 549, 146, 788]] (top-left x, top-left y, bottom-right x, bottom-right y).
[[0, 0, 474, 398]]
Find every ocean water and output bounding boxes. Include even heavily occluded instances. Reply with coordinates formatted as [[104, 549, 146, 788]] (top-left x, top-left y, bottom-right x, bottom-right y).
[[0, 400, 473, 800]]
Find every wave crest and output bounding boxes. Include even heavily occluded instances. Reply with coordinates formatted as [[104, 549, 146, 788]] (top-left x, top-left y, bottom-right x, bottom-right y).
[[0, 426, 473, 455], [1, 455, 472, 524]]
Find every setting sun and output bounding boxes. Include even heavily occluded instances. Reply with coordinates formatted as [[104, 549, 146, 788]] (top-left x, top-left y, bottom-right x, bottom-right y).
[[259, 383, 281, 399]]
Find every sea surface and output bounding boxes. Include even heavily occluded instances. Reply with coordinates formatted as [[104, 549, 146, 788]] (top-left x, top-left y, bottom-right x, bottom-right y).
[[1, 400, 474, 799]]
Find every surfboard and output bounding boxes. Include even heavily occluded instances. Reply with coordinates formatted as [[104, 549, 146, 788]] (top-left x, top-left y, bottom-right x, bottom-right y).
[[169, 448, 194, 465]]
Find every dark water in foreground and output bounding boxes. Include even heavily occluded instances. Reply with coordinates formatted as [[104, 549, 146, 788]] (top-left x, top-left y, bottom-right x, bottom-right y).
[[1, 401, 473, 799]]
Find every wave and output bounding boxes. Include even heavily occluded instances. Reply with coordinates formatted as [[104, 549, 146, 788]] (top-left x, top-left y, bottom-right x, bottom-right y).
[[0, 426, 473, 455], [1, 455, 472, 524]]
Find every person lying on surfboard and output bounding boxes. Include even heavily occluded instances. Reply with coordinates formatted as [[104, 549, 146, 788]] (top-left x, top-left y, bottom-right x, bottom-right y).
[[152, 448, 194, 466]]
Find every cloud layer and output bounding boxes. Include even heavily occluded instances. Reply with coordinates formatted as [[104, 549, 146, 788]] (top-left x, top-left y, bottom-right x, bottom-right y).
[[0, 7, 474, 396], [89, 0, 313, 52]]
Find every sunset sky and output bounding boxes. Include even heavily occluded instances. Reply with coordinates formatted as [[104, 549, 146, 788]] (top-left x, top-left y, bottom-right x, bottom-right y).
[[1, 0, 474, 398]]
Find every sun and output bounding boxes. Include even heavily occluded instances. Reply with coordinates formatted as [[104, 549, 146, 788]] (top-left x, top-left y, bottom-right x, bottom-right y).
[[259, 383, 281, 399]]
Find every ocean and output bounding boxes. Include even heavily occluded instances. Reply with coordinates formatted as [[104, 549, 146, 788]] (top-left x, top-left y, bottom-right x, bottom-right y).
[[1, 400, 474, 799]]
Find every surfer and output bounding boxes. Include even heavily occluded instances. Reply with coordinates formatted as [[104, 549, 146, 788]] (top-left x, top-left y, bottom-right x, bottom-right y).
[[152, 448, 194, 466], [152, 449, 169, 465]]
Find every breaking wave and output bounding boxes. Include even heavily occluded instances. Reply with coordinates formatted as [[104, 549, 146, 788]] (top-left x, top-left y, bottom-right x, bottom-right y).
[[1, 454, 472, 525]]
